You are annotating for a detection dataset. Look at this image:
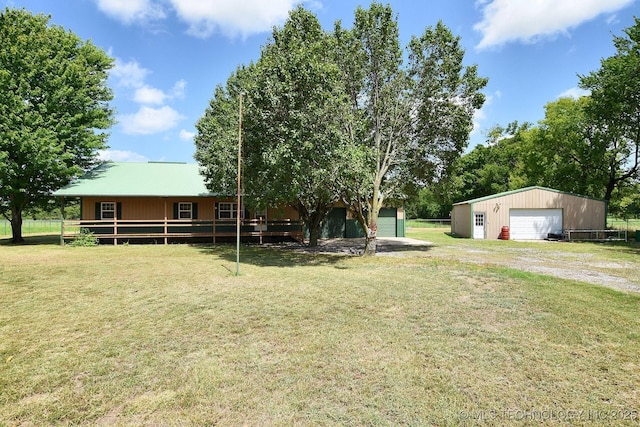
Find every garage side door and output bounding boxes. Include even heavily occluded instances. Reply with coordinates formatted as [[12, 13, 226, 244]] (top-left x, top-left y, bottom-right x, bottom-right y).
[[510, 209, 562, 240], [377, 208, 397, 237], [321, 208, 346, 238]]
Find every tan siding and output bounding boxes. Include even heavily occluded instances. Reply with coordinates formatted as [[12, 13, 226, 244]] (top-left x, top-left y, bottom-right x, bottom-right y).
[[81, 197, 302, 221], [469, 188, 606, 240], [451, 204, 471, 238]]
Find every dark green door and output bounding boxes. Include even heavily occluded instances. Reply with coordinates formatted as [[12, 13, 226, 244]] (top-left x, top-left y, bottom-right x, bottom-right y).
[[377, 208, 397, 237], [321, 208, 346, 238]]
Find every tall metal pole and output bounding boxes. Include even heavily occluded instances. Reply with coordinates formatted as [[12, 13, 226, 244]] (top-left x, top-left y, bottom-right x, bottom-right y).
[[236, 93, 243, 276]]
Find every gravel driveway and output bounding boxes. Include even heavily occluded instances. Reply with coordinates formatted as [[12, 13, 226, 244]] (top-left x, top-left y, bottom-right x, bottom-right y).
[[278, 237, 640, 294]]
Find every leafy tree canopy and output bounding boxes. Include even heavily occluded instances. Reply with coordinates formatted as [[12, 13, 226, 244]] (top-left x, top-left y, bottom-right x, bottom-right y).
[[195, 3, 487, 253], [335, 4, 487, 254], [0, 8, 114, 242], [195, 7, 354, 246]]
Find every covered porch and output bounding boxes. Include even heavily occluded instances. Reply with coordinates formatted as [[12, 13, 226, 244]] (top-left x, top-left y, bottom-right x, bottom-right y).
[[60, 217, 304, 245], [53, 162, 304, 245]]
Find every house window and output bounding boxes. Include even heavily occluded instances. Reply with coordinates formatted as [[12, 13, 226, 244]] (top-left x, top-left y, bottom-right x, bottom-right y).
[[178, 202, 192, 219], [475, 213, 484, 227], [101, 202, 115, 219], [218, 202, 243, 219]]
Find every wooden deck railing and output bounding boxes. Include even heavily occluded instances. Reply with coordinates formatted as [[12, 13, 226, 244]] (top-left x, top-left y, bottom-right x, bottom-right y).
[[61, 218, 304, 245]]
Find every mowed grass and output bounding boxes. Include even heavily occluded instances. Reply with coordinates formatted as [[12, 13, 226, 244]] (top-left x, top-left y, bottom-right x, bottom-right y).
[[1, 234, 639, 425]]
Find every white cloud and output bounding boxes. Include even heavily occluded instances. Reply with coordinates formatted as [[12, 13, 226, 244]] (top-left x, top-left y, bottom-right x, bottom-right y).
[[134, 85, 167, 104], [558, 87, 590, 99], [95, 0, 165, 24], [110, 59, 150, 88], [111, 59, 186, 106], [167, 0, 297, 38], [120, 106, 184, 134], [96, 0, 302, 38], [132, 80, 186, 105], [179, 129, 196, 141], [474, 0, 635, 50], [171, 79, 187, 98], [98, 149, 149, 162], [111, 57, 187, 135]]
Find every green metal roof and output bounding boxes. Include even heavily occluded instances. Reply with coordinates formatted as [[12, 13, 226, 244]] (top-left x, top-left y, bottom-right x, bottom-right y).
[[53, 162, 216, 197], [452, 186, 606, 206]]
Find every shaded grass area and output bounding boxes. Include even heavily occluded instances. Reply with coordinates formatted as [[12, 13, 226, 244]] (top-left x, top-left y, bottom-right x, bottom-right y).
[[1, 241, 639, 425]]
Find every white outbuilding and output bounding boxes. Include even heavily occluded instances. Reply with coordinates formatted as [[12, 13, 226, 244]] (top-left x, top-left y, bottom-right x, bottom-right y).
[[451, 186, 607, 240]]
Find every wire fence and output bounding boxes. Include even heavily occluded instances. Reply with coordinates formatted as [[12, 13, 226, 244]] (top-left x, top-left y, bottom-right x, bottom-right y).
[[1, 217, 639, 237], [0, 220, 62, 236]]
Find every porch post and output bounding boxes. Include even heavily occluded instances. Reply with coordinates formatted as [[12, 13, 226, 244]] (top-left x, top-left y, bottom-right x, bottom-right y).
[[113, 199, 118, 246], [213, 213, 216, 245], [164, 198, 168, 245], [60, 197, 65, 246]]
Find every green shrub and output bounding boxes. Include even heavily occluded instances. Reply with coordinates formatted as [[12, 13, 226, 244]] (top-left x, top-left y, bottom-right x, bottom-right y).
[[70, 228, 98, 247]]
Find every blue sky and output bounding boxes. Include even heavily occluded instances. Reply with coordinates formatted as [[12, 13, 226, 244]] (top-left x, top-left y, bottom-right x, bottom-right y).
[[4, 0, 639, 163]]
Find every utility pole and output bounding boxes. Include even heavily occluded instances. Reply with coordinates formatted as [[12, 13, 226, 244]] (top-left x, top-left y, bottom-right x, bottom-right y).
[[236, 93, 243, 276]]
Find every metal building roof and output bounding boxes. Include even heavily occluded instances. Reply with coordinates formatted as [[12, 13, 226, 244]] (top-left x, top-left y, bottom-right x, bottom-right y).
[[53, 162, 216, 197], [452, 186, 606, 206]]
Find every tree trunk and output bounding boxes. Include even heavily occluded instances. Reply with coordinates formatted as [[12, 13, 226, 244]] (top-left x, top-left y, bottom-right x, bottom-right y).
[[308, 225, 320, 247], [364, 226, 377, 256], [10, 207, 24, 243], [306, 212, 324, 247]]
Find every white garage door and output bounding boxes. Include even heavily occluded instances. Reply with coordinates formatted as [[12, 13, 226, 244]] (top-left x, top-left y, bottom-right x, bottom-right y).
[[510, 209, 563, 240]]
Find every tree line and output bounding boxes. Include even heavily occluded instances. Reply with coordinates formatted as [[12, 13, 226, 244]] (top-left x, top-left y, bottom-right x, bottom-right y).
[[408, 18, 640, 220]]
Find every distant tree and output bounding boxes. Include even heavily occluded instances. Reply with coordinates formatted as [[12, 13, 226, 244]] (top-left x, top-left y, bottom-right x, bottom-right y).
[[404, 187, 450, 219], [0, 8, 114, 242], [608, 182, 640, 219], [579, 17, 640, 200], [520, 97, 607, 197], [335, 4, 487, 254], [428, 121, 530, 213]]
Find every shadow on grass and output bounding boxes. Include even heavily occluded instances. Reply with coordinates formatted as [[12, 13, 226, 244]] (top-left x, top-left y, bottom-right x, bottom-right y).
[[0, 234, 61, 246], [197, 238, 435, 268], [444, 232, 465, 239], [197, 243, 346, 268]]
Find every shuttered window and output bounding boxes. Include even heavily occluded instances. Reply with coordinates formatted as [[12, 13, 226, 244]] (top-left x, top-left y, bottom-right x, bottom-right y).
[[101, 202, 115, 219], [178, 202, 192, 219], [173, 202, 198, 219], [95, 202, 121, 220], [218, 203, 243, 219]]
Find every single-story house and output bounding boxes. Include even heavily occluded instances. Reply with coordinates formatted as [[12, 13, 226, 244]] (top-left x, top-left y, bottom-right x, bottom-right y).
[[53, 161, 405, 244], [450, 186, 607, 240]]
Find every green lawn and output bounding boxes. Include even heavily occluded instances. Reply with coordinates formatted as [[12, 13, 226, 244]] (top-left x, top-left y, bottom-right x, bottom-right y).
[[1, 232, 639, 425], [0, 220, 63, 237]]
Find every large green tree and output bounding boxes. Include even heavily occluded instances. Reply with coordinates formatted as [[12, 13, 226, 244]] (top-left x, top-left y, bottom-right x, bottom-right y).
[[336, 4, 487, 254], [579, 17, 640, 201], [195, 7, 353, 246], [0, 8, 114, 242]]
